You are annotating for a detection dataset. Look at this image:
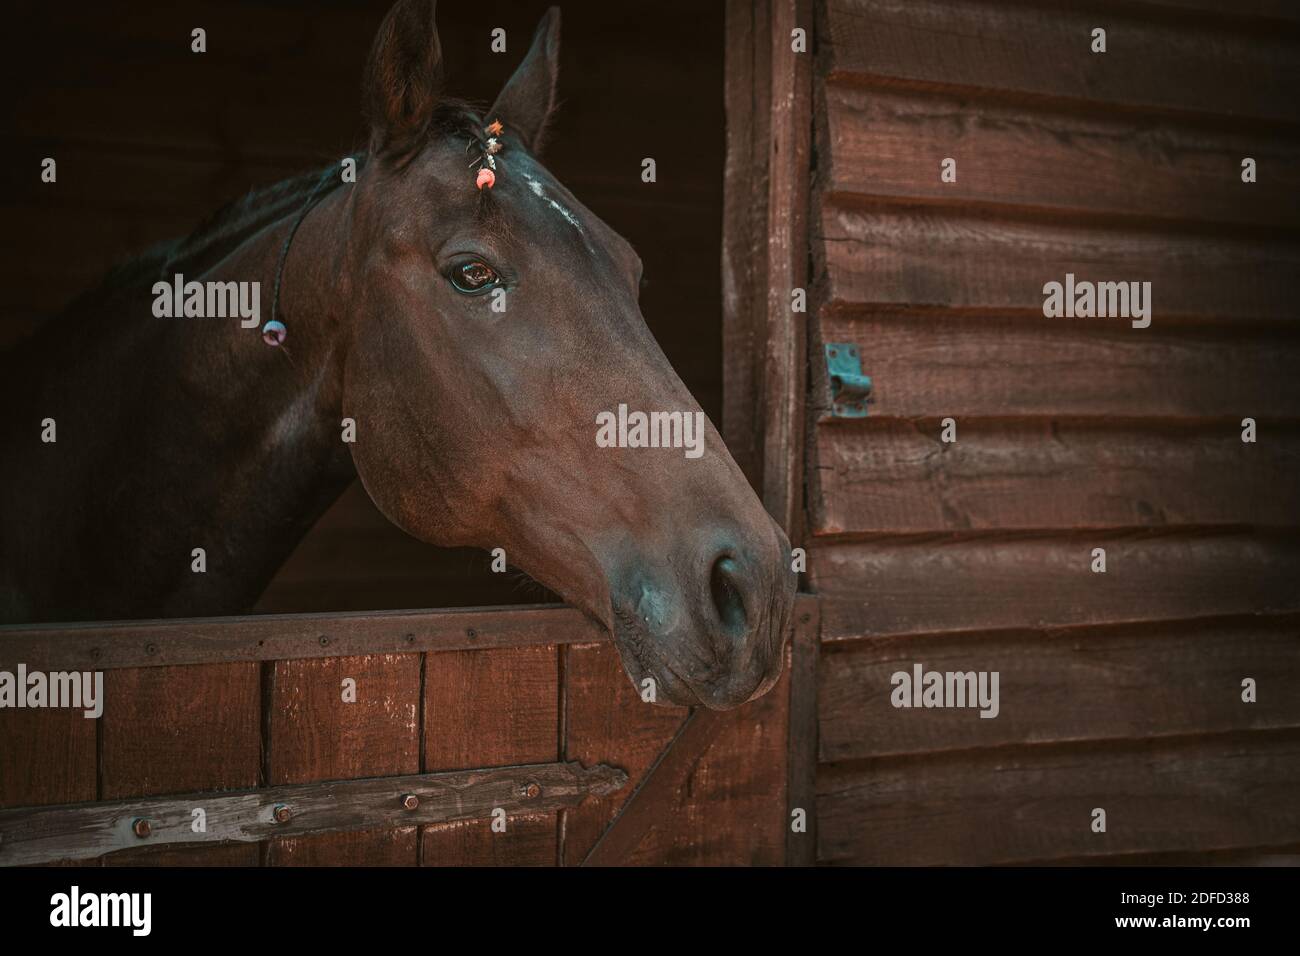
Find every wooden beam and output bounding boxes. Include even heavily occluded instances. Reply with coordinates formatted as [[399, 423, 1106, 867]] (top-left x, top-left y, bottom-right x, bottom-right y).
[[578, 591, 819, 865], [814, 532, 1300, 640], [785, 596, 821, 865], [817, 732, 1300, 865], [0, 603, 606, 672], [819, 614, 1300, 761], [721, 0, 772, 490], [0, 761, 627, 868], [822, 0, 1300, 127], [811, 420, 1300, 535], [580, 707, 730, 866], [762, 0, 814, 539]]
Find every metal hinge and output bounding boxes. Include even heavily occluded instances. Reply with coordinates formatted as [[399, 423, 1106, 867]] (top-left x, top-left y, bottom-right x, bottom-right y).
[[824, 342, 872, 418]]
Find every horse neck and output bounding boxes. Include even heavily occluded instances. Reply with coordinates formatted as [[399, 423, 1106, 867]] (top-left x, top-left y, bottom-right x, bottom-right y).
[[1, 187, 358, 623]]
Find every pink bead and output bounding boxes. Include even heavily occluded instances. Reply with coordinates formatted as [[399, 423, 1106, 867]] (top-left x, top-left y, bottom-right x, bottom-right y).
[[476, 168, 496, 190]]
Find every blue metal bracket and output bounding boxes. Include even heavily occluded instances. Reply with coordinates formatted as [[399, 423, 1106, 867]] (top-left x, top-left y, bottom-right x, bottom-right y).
[[824, 343, 872, 418]]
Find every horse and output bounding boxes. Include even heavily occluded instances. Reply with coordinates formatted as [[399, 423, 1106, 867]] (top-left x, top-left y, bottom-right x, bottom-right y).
[[0, 0, 796, 710]]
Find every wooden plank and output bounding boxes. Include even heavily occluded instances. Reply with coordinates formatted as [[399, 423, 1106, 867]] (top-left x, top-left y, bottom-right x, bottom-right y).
[[819, 615, 1300, 761], [811, 420, 1300, 535], [822, 0, 1300, 125], [786, 599, 821, 865], [813, 532, 1300, 640], [96, 662, 260, 865], [815, 312, 1300, 419], [0, 762, 627, 867], [0, 604, 606, 672], [1127, 0, 1300, 24], [579, 597, 815, 865], [582, 709, 730, 865], [421, 645, 560, 865], [101, 843, 259, 867], [424, 646, 558, 771], [820, 85, 1300, 230], [101, 663, 260, 800], [422, 813, 556, 866], [0, 708, 95, 811], [265, 828, 416, 867], [561, 643, 688, 864], [817, 203, 1300, 322], [816, 733, 1300, 864], [624, 691, 790, 865], [266, 654, 420, 865], [763, 0, 814, 537], [721, 0, 772, 490]]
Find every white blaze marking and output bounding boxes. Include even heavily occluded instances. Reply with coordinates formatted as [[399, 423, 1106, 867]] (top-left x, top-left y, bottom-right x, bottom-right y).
[[525, 176, 583, 231]]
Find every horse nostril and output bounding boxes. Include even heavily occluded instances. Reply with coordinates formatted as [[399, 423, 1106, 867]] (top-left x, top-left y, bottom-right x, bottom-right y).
[[709, 555, 748, 630]]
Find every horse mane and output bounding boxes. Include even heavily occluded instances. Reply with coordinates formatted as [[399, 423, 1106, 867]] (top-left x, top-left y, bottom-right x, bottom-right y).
[[71, 101, 491, 311]]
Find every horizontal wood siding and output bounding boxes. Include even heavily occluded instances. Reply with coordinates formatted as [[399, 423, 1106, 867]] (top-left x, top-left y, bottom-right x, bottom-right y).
[[818, 733, 1300, 865], [808, 0, 1300, 863]]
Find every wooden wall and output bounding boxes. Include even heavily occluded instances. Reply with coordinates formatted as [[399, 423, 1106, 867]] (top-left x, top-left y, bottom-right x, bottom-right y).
[[3, 0, 724, 617], [806, 0, 1300, 864]]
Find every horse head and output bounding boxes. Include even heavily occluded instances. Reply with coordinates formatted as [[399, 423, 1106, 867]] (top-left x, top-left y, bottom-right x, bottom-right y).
[[339, 0, 795, 708]]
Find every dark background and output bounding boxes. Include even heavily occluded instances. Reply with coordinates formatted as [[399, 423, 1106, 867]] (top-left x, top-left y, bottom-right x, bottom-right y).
[[2, 0, 725, 612]]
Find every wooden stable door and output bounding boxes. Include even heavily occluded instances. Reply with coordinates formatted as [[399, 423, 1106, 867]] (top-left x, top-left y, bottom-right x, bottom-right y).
[[0, 600, 816, 866]]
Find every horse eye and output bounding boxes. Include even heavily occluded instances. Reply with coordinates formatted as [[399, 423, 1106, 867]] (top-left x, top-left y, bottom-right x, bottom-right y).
[[448, 261, 500, 295]]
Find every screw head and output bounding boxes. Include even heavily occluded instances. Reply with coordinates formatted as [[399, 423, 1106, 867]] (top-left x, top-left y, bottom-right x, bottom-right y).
[[402, 794, 420, 811], [524, 783, 541, 799], [132, 818, 151, 838], [273, 804, 292, 824]]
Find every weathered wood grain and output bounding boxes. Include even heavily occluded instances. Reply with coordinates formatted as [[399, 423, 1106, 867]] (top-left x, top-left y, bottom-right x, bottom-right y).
[[0, 762, 627, 868], [813, 532, 1300, 640], [820, 84, 1300, 230], [421, 645, 560, 865], [71, 662, 257, 865], [561, 642, 687, 864], [1110, 0, 1300, 25], [817, 203, 1300, 321], [786, 598, 821, 865], [817, 733, 1300, 864], [721, 0, 773, 489], [810, 420, 1300, 534], [100, 663, 260, 800], [819, 615, 1300, 761], [102, 842, 259, 866], [0, 707, 95, 811], [266, 654, 419, 865], [576, 598, 815, 865], [630, 669, 792, 865], [422, 813, 557, 866], [424, 646, 558, 771], [583, 709, 729, 866], [822, 0, 1300, 125], [266, 827, 417, 867], [763, 0, 814, 538], [815, 312, 1300, 419], [0, 604, 606, 672]]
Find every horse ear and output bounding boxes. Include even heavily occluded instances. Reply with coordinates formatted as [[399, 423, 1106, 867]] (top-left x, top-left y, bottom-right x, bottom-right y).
[[363, 0, 444, 157], [488, 7, 561, 153]]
